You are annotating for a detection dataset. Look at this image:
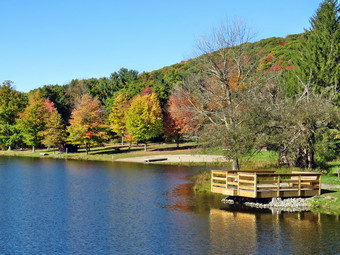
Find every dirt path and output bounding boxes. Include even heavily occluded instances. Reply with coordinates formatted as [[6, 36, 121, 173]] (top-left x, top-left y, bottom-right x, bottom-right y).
[[321, 184, 340, 189]]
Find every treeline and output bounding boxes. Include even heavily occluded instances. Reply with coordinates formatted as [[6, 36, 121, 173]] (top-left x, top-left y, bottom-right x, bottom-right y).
[[0, 0, 339, 169]]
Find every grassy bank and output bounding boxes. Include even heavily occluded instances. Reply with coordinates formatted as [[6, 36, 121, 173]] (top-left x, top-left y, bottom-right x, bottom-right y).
[[191, 155, 340, 215], [1, 145, 339, 214], [0, 142, 199, 162]]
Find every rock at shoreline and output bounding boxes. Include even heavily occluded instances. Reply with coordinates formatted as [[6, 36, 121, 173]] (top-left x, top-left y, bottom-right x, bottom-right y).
[[222, 197, 313, 213]]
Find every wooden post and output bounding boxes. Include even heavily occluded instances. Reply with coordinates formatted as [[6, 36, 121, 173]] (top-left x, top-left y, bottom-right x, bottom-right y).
[[318, 175, 321, 195], [276, 175, 280, 197], [237, 172, 240, 196], [254, 174, 257, 197], [298, 175, 301, 197], [210, 170, 214, 192]]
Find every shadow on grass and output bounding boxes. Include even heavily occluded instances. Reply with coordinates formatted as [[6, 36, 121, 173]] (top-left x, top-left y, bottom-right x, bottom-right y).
[[324, 161, 340, 173], [89, 147, 142, 155], [321, 189, 338, 194], [152, 145, 197, 152]]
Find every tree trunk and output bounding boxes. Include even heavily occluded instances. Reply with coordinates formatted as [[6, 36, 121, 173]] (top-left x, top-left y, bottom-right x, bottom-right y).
[[7, 146, 11, 151], [307, 129, 316, 169], [232, 158, 239, 170], [144, 142, 148, 152], [128, 141, 132, 150], [307, 149, 316, 169], [85, 143, 89, 155], [176, 135, 180, 149], [32, 146, 35, 153], [121, 136, 124, 145]]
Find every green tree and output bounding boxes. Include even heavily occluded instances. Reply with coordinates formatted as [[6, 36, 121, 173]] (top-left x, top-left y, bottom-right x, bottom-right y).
[[294, 0, 340, 96], [125, 92, 163, 151], [67, 94, 107, 154], [36, 84, 72, 123], [0, 81, 27, 150], [16, 91, 49, 152], [40, 109, 67, 150]]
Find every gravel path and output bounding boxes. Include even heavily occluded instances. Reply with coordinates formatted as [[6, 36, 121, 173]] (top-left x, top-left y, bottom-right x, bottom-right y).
[[321, 184, 340, 189], [115, 154, 226, 163]]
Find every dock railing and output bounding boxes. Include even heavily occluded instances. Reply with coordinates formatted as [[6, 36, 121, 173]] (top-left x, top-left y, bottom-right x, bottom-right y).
[[211, 170, 321, 198]]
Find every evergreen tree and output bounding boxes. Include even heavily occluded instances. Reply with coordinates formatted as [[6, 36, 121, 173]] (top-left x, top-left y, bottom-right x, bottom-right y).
[[295, 0, 340, 96]]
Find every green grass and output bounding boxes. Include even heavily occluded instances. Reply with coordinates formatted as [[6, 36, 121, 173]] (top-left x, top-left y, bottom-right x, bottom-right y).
[[309, 189, 340, 214], [321, 160, 340, 184], [190, 170, 212, 193], [0, 142, 200, 162]]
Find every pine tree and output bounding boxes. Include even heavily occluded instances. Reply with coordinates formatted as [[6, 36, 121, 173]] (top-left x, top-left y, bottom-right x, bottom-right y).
[[296, 0, 340, 95]]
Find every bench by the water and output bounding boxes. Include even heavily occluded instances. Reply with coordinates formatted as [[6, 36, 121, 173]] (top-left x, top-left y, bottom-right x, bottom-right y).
[[144, 158, 168, 163], [211, 170, 321, 198]]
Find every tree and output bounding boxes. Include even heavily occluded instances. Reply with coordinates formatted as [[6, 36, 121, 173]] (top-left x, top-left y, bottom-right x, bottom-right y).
[[0, 81, 27, 150], [40, 109, 67, 150], [108, 92, 131, 144], [36, 84, 72, 123], [163, 107, 182, 148], [16, 91, 49, 152], [294, 0, 340, 96], [172, 20, 258, 169], [166, 91, 200, 145], [67, 94, 107, 154], [244, 74, 339, 168], [125, 91, 163, 151]]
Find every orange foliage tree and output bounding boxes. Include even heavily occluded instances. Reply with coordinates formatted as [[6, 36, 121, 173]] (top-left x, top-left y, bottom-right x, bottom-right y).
[[67, 94, 107, 154]]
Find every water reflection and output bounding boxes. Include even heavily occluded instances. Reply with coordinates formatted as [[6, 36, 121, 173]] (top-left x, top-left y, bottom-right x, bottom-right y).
[[0, 157, 339, 254], [164, 177, 340, 254], [208, 208, 340, 254]]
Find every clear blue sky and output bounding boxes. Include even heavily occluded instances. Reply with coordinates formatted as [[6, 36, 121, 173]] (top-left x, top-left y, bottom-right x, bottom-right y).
[[0, 0, 323, 92]]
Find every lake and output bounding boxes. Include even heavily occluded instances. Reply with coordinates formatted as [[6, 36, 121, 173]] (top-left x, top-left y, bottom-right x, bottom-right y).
[[0, 157, 339, 254]]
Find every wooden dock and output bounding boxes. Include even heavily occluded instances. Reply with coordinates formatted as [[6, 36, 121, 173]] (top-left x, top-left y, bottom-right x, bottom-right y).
[[211, 170, 321, 198]]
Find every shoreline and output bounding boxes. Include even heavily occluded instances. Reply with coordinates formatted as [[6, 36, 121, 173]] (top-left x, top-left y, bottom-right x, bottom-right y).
[[1, 149, 339, 215]]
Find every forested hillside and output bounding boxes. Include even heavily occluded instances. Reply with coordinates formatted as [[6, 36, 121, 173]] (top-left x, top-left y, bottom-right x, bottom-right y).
[[1, 0, 339, 170]]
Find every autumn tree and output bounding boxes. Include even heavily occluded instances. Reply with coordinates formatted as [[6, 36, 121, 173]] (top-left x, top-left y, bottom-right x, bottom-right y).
[[165, 91, 200, 147], [16, 91, 50, 152], [125, 91, 163, 151], [40, 109, 67, 150], [108, 92, 131, 145], [67, 94, 107, 154], [0, 81, 27, 150], [172, 20, 258, 170]]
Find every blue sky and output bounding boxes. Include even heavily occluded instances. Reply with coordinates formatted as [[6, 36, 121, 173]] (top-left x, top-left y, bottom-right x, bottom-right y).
[[0, 0, 323, 92]]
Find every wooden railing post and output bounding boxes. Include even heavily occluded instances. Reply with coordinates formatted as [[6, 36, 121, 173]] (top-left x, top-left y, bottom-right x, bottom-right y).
[[237, 172, 240, 196], [254, 174, 257, 197], [298, 175, 301, 196], [276, 175, 280, 197], [211, 171, 213, 192]]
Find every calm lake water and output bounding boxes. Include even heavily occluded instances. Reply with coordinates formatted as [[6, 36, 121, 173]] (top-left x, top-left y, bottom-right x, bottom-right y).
[[0, 157, 339, 255]]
